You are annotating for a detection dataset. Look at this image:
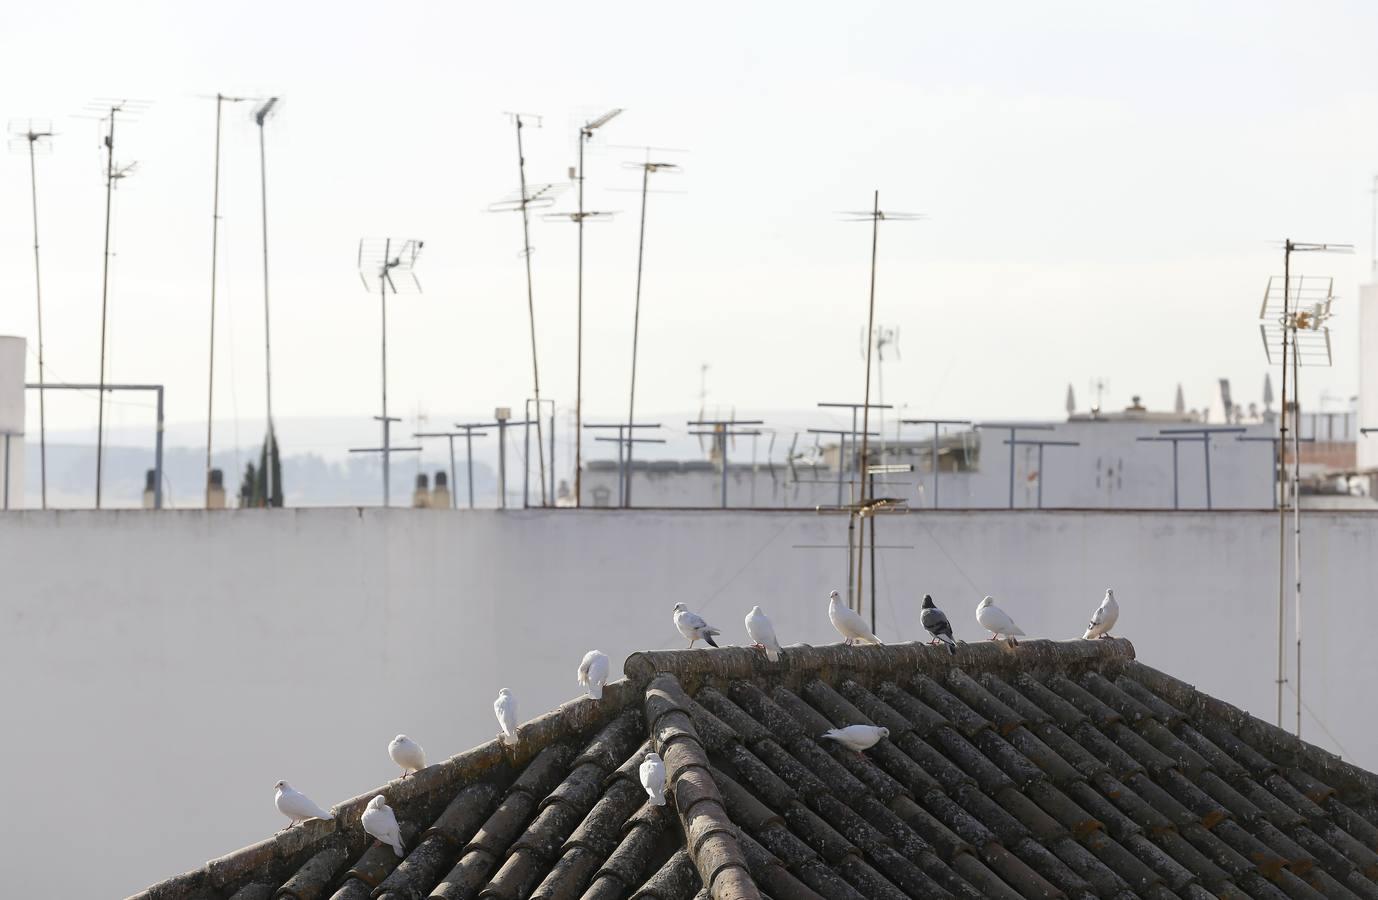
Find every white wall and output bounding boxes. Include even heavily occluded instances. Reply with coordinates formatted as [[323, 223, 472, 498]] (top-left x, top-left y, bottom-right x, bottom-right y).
[[1, 507, 1375, 897], [584, 419, 1279, 510]]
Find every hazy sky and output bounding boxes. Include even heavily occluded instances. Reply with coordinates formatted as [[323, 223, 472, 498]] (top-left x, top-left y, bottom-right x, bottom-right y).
[[2, 0, 1377, 458]]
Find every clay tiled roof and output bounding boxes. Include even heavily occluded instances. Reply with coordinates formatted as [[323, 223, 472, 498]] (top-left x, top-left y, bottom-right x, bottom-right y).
[[131, 638, 1378, 900]]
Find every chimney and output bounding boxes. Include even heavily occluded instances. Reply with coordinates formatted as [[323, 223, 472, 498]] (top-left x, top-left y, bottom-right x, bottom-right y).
[[432, 470, 451, 509], [413, 473, 431, 508], [207, 468, 226, 510]]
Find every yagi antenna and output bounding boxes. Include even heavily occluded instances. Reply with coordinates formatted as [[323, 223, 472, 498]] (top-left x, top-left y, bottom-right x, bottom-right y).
[[352, 237, 426, 507]]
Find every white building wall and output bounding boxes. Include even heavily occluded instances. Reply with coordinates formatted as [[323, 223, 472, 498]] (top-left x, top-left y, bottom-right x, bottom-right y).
[[0, 336, 25, 509], [1360, 283, 1378, 470], [1, 507, 1374, 895], [584, 419, 1279, 509]]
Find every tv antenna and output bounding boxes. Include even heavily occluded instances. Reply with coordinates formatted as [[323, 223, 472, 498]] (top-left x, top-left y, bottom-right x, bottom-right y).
[[840, 192, 923, 609], [351, 238, 425, 506], [862, 326, 900, 466], [1259, 240, 1351, 740], [79, 99, 149, 508], [9, 118, 54, 508], [203, 93, 253, 507], [542, 107, 622, 508], [488, 113, 569, 506], [1089, 377, 1110, 414]]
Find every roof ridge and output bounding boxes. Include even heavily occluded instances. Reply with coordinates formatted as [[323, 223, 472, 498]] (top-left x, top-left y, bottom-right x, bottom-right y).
[[623, 638, 1136, 690]]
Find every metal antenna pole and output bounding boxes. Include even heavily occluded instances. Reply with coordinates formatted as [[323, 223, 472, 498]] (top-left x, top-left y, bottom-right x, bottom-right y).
[[512, 116, 547, 506], [21, 124, 51, 508], [255, 98, 279, 507], [204, 94, 248, 507], [626, 162, 650, 507], [380, 247, 391, 506], [854, 190, 881, 610], [1276, 241, 1290, 729], [95, 107, 118, 508], [576, 130, 585, 507], [1293, 337, 1303, 738]]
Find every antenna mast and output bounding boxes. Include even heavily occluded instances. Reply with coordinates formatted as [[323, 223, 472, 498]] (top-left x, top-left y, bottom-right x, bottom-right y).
[[85, 99, 147, 508], [253, 96, 281, 507], [9, 118, 54, 508], [205, 94, 250, 507], [620, 147, 684, 505]]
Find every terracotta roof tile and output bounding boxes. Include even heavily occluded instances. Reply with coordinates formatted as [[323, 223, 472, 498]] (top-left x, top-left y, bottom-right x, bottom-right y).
[[131, 638, 1378, 899]]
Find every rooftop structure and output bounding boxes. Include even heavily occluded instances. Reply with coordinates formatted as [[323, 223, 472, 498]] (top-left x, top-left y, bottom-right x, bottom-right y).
[[133, 638, 1378, 900]]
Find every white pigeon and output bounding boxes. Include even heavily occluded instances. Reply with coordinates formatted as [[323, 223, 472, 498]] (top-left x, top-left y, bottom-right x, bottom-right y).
[[821, 724, 890, 753], [828, 590, 883, 645], [976, 596, 1026, 643], [672, 602, 721, 648], [1082, 589, 1119, 640], [578, 650, 611, 700], [361, 795, 405, 858], [640, 751, 667, 806], [273, 781, 333, 828], [388, 734, 426, 777], [495, 688, 519, 746], [744, 605, 782, 662]]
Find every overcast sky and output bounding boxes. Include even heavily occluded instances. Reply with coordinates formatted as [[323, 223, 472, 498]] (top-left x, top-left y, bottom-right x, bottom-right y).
[[2, 0, 1376, 455]]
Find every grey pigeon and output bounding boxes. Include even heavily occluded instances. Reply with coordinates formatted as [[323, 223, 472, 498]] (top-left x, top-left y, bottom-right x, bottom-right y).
[[920, 594, 957, 655]]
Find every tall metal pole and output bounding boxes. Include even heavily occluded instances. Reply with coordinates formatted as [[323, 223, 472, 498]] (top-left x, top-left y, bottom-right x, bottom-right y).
[[1203, 437, 1213, 510], [576, 133, 586, 508], [497, 419, 507, 509], [513, 117, 547, 506], [626, 163, 651, 508], [447, 435, 457, 510], [380, 248, 391, 507], [1292, 330, 1303, 738], [257, 104, 277, 507], [206, 95, 225, 507], [465, 430, 475, 509], [95, 108, 118, 508], [1276, 241, 1291, 729], [855, 190, 880, 611], [25, 130, 48, 509], [154, 386, 164, 509], [1171, 440, 1179, 510]]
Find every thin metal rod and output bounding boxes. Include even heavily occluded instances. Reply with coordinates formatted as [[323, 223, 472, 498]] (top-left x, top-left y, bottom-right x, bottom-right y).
[[575, 133, 585, 507], [448, 435, 457, 510], [155, 386, 164, 509], [1293, 327, 1303, 739], [206, 95, 224, 507], [855, 190, 880, 612], [869, 470, 877, 634], [498, 420, 507, 509], [3, 434, 9, 510], [626, 163, 651, 507], [95, 107, 118, 509], [513, 117, 547, 506], [932, 424, 939, 507], [617, 426, 626, 507], [26, 134, 47, 509], [721, 432, 728, 508], [258, 114, 276, 506], [1037, 444, 1045, 509], [523, 402, 531, 507], [380, 245, 391, 507], [1203, 436, 1212, 510], [466, 431, 475, 508], [1276, 242, 1290, 729], [1172, 440, 1179, 510]]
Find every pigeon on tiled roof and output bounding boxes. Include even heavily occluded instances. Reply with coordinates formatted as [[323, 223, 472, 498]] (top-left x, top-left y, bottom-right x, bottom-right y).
[[829, 588, 883, 644], [671, 602, 721, 648], [977, 594, 1025, 643], [272, 780, 332, 828], [921, 593, 958, 655], [1084, 588, 1120, 639], [494, 688, 518, 746], [744, 605, 781, 661], [387, 734, 425, 777], [639, 750, 667, 805], [361, 795, 404, 858], [577, 649, 610, 699], [821, 723, 890, 753]]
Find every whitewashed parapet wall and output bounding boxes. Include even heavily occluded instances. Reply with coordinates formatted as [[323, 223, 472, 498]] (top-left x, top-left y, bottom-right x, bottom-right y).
[[0, 507, 1375, 896]]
